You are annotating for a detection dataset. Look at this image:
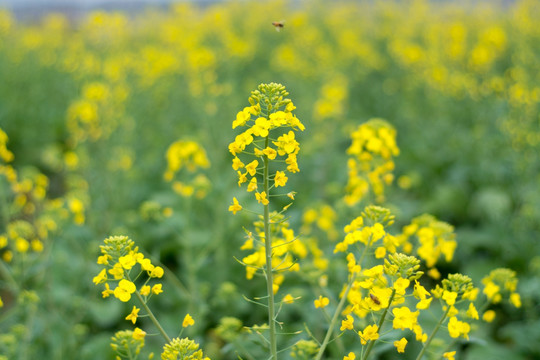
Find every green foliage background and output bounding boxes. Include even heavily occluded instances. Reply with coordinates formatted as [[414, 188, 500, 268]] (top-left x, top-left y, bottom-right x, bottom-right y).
[[0, 0, 539, 359]]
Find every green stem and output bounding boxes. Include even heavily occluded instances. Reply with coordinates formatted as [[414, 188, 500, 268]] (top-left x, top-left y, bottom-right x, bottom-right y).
[[314, 241, 372, 360], [263, 135, 278, 360], [314, 273, 357, 360], [362, 288, 397, 360], [133, 289, 171, 343], [415, 304, 451, 360]]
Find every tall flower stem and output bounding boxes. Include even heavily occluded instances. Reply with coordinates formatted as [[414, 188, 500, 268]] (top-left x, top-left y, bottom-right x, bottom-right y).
[[415, 305, 450, 360], [263, 135, 278, 360], [362, 289, 396, 360]]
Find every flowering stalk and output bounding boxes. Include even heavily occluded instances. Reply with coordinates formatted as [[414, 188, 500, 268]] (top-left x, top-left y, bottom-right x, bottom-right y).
[[228, 83, 304, 360], [262, 134, 278, 359]]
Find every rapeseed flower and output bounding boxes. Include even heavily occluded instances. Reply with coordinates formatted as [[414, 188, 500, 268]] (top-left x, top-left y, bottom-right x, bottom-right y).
[[314, 295, 329, 309], [394, 337, 407, 353], [358, 324, 379, 345], [126, 306, 140, 324], [183, 313, 195, 328], [392, 306, 419, 330]]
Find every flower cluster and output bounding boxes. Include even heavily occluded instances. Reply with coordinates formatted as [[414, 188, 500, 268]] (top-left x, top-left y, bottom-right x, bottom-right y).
[[0, 128, 65, 262], [431, 273, 478, 340], [110, 329, 146, 358], [312, 203, 521, 360], [482, 268, 521, 308], [334, 205, 396, 257], [228, 83, 304, 213], [397, 214, 457, 277], [93, 235, 164, 304], [161, 337, 210, 360], [164, 140, 211, 198], [66, 81, 129, 146], [345, 119, 399, 205]]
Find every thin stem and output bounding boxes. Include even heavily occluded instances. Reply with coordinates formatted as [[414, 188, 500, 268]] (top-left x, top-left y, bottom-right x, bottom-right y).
[[263, 134, 278, 360], [314, 242, 372, 360], [314, 273, 357, 360], [125, 269, 171, 343], [133, 289, 171, 343], [362, 289, 397, 360], [415, 304, 451, 360]]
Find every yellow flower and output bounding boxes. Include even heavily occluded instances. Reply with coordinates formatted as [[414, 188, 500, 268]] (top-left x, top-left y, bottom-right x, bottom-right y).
[[229, 197, 242, 214], [358, 324, 379, 345], [340, 315, 354, 331], [428, 267, 441, 279], [413, 324, 427, 342], [126, 306, 140, 324], [247, 177, 258, 192], [343, 352, 355, 360], [394, 337, 407, 353], [483, 281, 500, 302], [314, 295, 329, 309], [151, 284, 163, 295], [119, 254, 136, 270], [392, 307, 419, 330], [232, 109, 251, 129], [150, 266, 164, 278], [263, 147, 277, 160], [97, 255, 109, 265], [443, 351, 456, 360], [92, 269, 107, 285], [114, 279, 136, 302], [482, 310, 496, 322], [255, 191, 269, 205], [102, 283, 114, 298], [251, 117, 270, 137], [510, 293, 521, 308], [282, 294, 295, 304], [447, 305, 459, 317], [237, 171, 247, 186], [462, 287, 479, 301], [447, 316, 470, 339], [416, 297, 432, 310], [132, 327, 146, 340], [374, 246, 386, 258], [394, 278, 410, 295], [466, 302, 479, 320], [442, 290, 458, 306], [274, 171, 288, 187], [108, 264, 124, 280], [232, 157, 244, 170], [139, 258, 155, 272], [183, 313, 195, 328], [140, 285, 151, 296], [245, 160, 258, 176]]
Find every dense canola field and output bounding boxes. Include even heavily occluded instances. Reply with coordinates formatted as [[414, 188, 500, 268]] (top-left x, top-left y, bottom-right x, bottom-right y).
[[0, 0, 539, 359]]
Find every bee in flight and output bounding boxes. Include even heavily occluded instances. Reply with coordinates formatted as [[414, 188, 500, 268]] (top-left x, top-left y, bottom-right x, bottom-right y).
[[272, 21, 285, 32], [369, 293, 381, 305]]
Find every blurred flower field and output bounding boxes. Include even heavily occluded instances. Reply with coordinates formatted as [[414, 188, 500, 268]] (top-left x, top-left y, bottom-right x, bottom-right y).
[[0, 0, 539, 359]]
